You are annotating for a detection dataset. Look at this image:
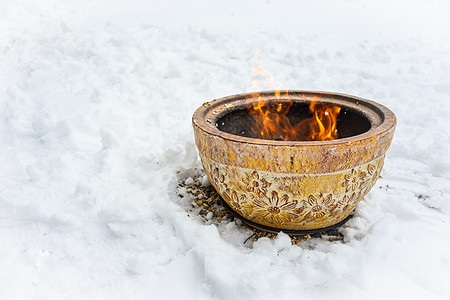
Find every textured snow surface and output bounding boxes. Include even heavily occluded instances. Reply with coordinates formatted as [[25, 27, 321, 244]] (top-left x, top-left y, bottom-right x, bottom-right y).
[[1, 0, 450, 299]]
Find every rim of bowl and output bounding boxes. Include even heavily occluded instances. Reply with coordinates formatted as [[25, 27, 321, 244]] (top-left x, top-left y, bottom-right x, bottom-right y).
[[193, 90, 396, 146]]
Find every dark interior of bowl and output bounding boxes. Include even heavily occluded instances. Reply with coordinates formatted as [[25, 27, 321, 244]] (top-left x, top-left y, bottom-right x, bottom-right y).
[[215, 102, 371, 140]]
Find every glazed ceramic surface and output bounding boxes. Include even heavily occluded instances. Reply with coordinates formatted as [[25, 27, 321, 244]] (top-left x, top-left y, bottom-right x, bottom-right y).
[[192, 91, 396, 230]]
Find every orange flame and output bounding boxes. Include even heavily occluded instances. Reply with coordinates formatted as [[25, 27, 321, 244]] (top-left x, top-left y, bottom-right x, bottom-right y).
[[248, 90, 296, 141], [293, 100, 341, 141], [309, 101, 341, 140], [248, 54, 341, 141]]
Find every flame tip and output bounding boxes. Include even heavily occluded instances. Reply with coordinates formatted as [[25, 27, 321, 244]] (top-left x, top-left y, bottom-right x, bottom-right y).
[[248, 53, 340, 141]]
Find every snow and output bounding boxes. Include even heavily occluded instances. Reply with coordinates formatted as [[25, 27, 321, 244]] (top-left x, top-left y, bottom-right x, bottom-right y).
[[1, 0, 450, 299]]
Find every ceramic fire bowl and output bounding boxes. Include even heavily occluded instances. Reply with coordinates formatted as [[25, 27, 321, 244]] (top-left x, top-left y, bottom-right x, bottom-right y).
[[192, 91, 396, 231]]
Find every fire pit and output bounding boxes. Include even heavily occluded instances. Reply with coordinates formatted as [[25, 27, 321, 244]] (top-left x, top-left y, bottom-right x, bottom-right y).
[[192, 90, 396, 232]]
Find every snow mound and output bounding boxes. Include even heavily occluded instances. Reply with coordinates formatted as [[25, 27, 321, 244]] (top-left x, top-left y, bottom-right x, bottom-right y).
[[1, 0, 450, 299]]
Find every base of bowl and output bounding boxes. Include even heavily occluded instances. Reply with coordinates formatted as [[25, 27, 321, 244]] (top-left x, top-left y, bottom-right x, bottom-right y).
[[220, 198, 353, 235]]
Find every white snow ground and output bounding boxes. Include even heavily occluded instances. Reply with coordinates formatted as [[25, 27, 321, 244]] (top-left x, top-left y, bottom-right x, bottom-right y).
[[1, 0, 450, 299]]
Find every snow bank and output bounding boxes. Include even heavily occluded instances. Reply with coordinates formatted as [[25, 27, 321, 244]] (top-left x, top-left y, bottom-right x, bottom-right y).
[[1, 0, 449, 299]]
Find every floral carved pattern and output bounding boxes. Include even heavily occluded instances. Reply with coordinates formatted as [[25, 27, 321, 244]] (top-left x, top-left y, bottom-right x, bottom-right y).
[[209, 165, 227, 189], [342, 169, 367, 193], [336, 192, 359, 212], [224, 188, 247, 215], [242, 171, 271, 197], [252, 191, 298, 223], [301, 194, 335, 220], [359, 163, 381, 194], [206, 157, 383, 228]]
